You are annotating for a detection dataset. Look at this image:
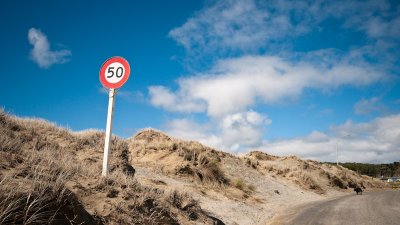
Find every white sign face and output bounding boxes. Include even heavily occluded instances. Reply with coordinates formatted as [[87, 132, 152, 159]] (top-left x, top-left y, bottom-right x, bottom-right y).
[[105, 62, 126, 84]]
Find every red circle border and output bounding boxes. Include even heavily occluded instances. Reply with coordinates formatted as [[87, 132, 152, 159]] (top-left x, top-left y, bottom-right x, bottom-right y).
[[99, 56, 131, 89]]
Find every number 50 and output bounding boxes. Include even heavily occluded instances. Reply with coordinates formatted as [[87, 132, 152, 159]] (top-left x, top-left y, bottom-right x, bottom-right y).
[[107, 67, 124, 78]]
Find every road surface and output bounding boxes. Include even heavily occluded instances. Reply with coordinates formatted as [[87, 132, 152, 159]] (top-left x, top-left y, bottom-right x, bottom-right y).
[[286, 190, 400, 225]]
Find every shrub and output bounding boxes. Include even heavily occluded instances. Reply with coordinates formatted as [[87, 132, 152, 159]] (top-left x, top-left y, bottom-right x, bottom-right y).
[[231, 178, 256, 194]]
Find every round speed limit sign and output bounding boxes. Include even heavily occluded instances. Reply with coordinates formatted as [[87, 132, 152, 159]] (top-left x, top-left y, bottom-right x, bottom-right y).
[[100, 56, 130, 89]]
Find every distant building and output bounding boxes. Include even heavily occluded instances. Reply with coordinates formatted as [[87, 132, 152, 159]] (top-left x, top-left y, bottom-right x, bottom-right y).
[[379, 177, 399, 182], [386, 177, 399, 182]]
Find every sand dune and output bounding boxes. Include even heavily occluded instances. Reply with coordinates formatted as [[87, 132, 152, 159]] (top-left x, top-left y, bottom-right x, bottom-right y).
[[0, 110, 386, 225]]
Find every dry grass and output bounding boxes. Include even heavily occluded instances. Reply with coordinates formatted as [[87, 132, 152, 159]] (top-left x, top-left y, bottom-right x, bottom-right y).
[[0, 110, 215, 225], [391, 182, 400, 189], [0, 146, 98, 225], [129, 129, 230, 186], [1, 109, 388, 224], [246, 151, 387, 194], [0, 110, 101, 224], [91, 172, 179, 224], [0, 173, 99, 225], [231, 178, 255, 195]]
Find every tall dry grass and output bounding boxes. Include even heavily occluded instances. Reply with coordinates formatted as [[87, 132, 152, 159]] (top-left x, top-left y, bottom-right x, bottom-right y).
[[0, 110, 216, 224], [131, 129, 230, 186], [245, 150, 387, 193]]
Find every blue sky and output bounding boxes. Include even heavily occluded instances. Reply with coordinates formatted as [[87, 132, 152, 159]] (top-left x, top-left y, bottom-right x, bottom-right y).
[[1, 0, 399, 163]]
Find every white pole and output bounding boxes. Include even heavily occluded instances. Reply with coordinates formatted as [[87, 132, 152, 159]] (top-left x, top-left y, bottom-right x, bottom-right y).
[[102, 88, 115, 177]]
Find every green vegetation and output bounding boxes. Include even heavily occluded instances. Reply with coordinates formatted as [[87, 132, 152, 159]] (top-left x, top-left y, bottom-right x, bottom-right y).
[[232, 178, 255, 193], [392, 182, 400, 189]]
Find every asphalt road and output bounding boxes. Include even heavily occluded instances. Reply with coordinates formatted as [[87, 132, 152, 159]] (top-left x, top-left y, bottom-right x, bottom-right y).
[[287, 190, 400, 225]]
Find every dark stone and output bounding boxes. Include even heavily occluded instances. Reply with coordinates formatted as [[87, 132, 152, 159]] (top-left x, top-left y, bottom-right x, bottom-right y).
[[106, 189, 119, 198], [122, 164, 135, 177], [207, 215, 225, 225], [188, 212, 198, 221], [143, 198, 155, 209]]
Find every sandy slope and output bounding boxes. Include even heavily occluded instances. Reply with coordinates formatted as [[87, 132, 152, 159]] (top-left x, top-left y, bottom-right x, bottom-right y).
[[128, 129, 386, 225], [0, 111, 387, 225]]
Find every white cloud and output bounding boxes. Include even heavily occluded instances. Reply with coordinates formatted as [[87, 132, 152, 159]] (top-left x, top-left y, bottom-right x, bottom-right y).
[[169, 0, 293, 54], [354, 97, 388, 115], [164, 113, 400, 163], [347, 4, 400, 39], [165, 111, 271, 152], [28, 28, 71, 68], [150, 0, 399, 162], [149, 55, 385, 118], [305, 131, 330, 143], [165, 118, 222, 148], [220, 111, 271, 150], [148, 86, 206, 113], [262, 114, 400, 163], [169, 0, 400, 56], [159, 0, 395, 119]]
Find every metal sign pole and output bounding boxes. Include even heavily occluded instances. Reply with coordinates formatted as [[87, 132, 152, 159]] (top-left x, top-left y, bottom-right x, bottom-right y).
[[102, 88, 116, 176]]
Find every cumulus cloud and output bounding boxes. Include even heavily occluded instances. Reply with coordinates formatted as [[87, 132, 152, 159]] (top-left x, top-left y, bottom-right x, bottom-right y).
[[169, 0, 292, 54], [165, 111, 271, 152], [165, 118, 222, 148], [262, 114, 400, 163], [150, 0, 398, 161], [165, 113, 400, 163], [354, 97, 388, 115], [159, 0, 394, 119], [148, 86, 206, 113], [28, 28, 71, 68], [220, 111, 271, 150], [305, 131, 330, 143], [346, 3, 400, 39], [169, 0, 400, 57], [149, 55, 385, 118]]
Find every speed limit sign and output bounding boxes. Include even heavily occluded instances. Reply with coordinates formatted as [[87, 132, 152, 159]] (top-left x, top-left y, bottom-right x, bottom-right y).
[[99, 56, 131, 177], [100, 56, 130, 89]]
